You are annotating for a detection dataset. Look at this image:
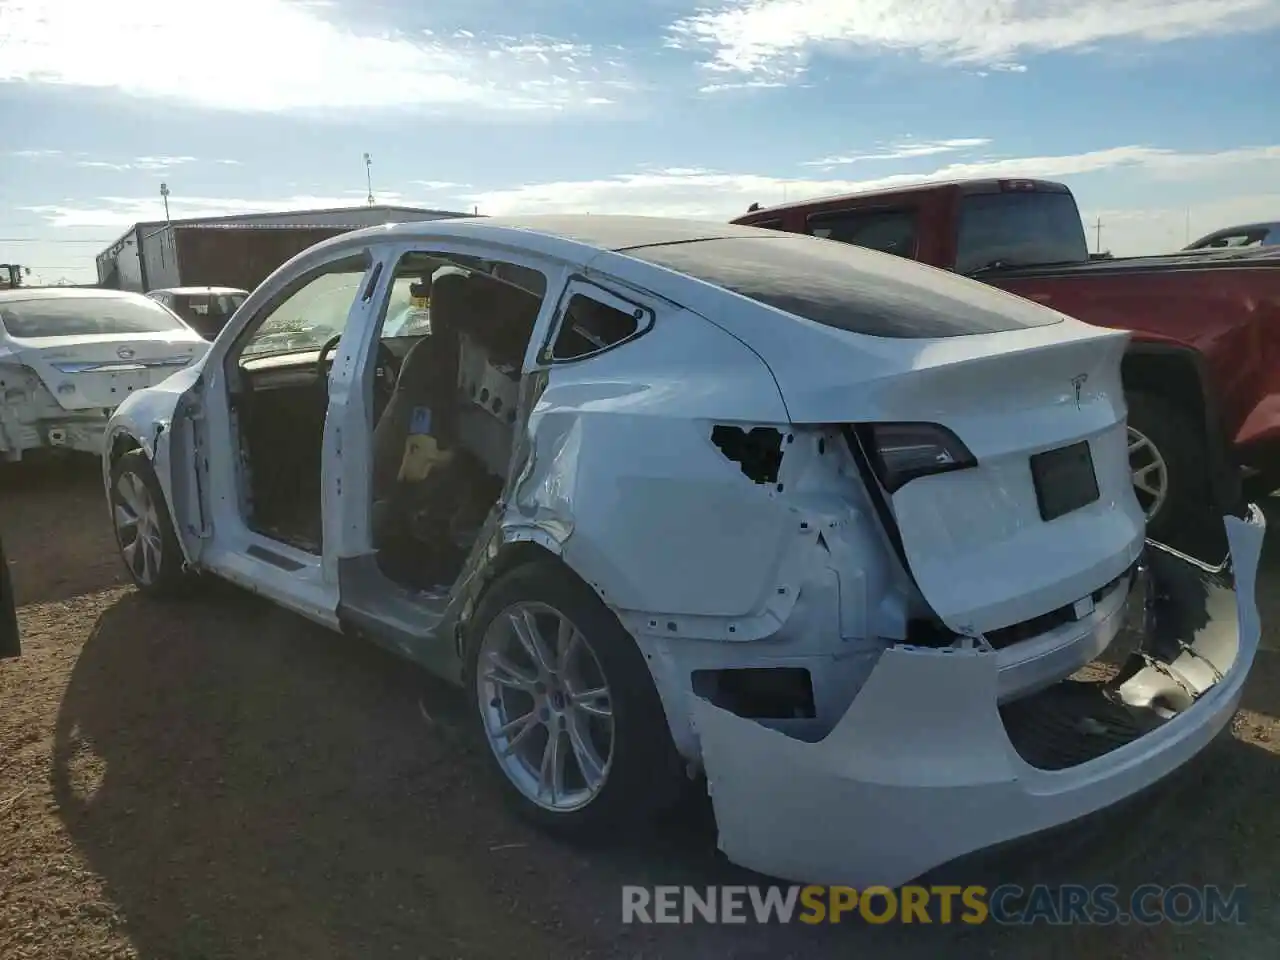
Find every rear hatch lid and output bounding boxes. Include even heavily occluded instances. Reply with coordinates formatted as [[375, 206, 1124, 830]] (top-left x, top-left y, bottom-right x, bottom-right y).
[[840, 328, 1145, 635]]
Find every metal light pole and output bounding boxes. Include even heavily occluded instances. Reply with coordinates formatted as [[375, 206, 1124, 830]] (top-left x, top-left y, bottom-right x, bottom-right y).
[[160, 182, 173, 269], [363, 153, 375, 206]]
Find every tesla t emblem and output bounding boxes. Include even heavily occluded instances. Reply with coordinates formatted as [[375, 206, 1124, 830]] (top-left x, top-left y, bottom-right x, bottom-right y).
[[1071, 373, 1088, 409], [117, 346, 136, 360]]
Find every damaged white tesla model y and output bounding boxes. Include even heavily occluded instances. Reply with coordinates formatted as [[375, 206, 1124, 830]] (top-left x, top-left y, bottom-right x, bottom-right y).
[[101, 216, 1264, 886]]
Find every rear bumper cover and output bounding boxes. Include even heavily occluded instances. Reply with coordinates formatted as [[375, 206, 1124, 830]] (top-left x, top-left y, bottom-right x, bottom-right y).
[[691, 508, 1265, 887], [0, 413, 109, 459]]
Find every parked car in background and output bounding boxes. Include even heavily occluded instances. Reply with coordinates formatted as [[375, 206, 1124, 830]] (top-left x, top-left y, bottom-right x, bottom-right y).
[[733, 179, 1280, 543], [101, 214, 1263, 887], [1183, 221, 1280, 252], [1, 288, 208, 461], [1, 531, 18, 659], [147, 286, 249, 340]]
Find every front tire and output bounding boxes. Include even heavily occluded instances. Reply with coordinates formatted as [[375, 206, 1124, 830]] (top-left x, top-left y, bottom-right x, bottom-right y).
[[463, 559, 686, 839], [1125, 390, 1209, 544], [109, 450, 191, 596]]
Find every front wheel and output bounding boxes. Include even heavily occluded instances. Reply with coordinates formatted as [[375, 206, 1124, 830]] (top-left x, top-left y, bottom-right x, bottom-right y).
[[1125, 391, 1209, 544], [463, 560, 686, 838], [109, 450, 192, 596]]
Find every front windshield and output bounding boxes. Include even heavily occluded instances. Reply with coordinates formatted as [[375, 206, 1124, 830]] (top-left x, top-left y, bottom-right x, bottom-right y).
[[381, 276, 433, 338], [0, 295, 189, 339], [241, 270, 367, 358]]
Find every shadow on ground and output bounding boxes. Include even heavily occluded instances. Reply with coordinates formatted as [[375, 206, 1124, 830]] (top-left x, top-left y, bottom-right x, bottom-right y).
[[49, 574, 1280, 960], [37, 494, 1280, 958]]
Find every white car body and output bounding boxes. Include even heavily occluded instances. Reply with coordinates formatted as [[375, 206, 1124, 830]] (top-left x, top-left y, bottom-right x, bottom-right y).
[[1, 288, 208, 460], [102, 216, 1264, 886]]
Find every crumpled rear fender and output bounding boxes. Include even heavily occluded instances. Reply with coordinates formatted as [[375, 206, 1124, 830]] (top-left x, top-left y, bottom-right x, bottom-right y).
[[692, 508, 1265, 887]]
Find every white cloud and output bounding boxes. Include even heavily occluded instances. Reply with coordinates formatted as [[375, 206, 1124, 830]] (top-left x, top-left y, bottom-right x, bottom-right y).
[[20, 143, 1280, 263], [669, 0, 1280, 77], [76, 155, 199, 172], [410, 180, 468, 190], [464, 142, 1280, 254], [0, 0, 629, 113], [699, 79, 788, 92], [21, 191, 464, 228], [9, 148, 63, 158], [804, 137, 991, 166]]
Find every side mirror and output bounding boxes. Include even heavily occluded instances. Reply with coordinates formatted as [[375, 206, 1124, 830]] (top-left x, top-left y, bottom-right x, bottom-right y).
[[0, 535, 18, 660]]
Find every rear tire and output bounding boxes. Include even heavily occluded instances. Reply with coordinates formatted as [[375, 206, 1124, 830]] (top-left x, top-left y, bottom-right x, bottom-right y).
[[109, 450, 193, 597], [1125, 390, 1209, 544], [463, 559, 687, 840]]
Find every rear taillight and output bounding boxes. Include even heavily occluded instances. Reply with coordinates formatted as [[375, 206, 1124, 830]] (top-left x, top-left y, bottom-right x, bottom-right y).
[[0, 362, 37, 403], [858, 422, 976, 493]]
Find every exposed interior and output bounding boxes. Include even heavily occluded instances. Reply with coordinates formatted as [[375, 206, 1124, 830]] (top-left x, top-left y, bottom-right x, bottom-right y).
[[220, 244, 664, 590], [226, 254, 372, 550], [369, 254, 547, 590]]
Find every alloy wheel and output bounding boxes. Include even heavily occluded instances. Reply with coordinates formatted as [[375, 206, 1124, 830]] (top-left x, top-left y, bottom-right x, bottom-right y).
[[113, 471, 163, 585], [476, 601, 615, 813], [1127, 426, 1169, 522]]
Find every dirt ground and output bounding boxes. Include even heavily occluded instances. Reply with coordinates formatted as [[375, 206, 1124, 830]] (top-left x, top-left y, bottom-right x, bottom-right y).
[[1, 455, 1278, 960]]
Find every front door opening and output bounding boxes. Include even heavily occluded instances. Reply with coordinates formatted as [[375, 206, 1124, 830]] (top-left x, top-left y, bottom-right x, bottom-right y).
[[226, 253, 371, 552]]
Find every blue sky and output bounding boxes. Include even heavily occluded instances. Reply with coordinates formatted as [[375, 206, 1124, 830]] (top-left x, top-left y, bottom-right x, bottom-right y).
[[2, 0, 1278, 283]]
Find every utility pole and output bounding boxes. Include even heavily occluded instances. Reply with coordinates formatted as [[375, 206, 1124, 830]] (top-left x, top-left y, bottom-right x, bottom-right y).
[[1093, 216, 1103, 254], [160, 182, 172, 269], [363, 153, 375, 206]]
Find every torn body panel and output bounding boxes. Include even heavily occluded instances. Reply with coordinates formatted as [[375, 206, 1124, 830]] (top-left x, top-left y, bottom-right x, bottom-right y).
[[692, 509, 1264, 887]]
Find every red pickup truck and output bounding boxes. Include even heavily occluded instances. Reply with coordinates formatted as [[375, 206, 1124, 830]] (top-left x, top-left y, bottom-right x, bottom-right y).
[[732, 179, 1280, 542]]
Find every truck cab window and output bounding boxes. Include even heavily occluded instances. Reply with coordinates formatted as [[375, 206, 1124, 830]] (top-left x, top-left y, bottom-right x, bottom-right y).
[[807, 209, 918, 259], [955, 191, 1089, 274]]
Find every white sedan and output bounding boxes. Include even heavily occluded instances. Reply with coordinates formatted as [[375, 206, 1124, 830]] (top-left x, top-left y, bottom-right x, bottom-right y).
[[100, 215, 1264, 886], [1, 288, 207, 461]]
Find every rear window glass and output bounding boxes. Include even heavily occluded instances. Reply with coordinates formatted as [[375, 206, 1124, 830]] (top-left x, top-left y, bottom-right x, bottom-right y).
[[1189, 230, 1268, 250], [955, 191, 1089, 273], [0, 296, 189, 339], [174, 293, 245, 319], [624, 235, 1062, 338], [808, 208, 917, 259], [551, 294, 640, 360]]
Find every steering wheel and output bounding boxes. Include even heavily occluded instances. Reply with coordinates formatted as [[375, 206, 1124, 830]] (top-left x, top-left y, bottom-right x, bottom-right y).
[[315, 333, 400, 417]]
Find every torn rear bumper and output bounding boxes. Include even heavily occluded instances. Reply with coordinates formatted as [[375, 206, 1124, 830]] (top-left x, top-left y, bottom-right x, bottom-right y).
[[691, 508, 1265, 887], [1, 412, 109, 460]]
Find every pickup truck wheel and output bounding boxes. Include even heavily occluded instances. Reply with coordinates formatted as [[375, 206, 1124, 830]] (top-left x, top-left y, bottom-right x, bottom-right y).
[[463, 560, 687, 840], [1125, 391, 1208, 543], [109, 450, 192, 597]]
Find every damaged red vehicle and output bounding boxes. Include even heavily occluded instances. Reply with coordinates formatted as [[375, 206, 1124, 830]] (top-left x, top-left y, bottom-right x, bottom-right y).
[[733, 179, 1280, 543]]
